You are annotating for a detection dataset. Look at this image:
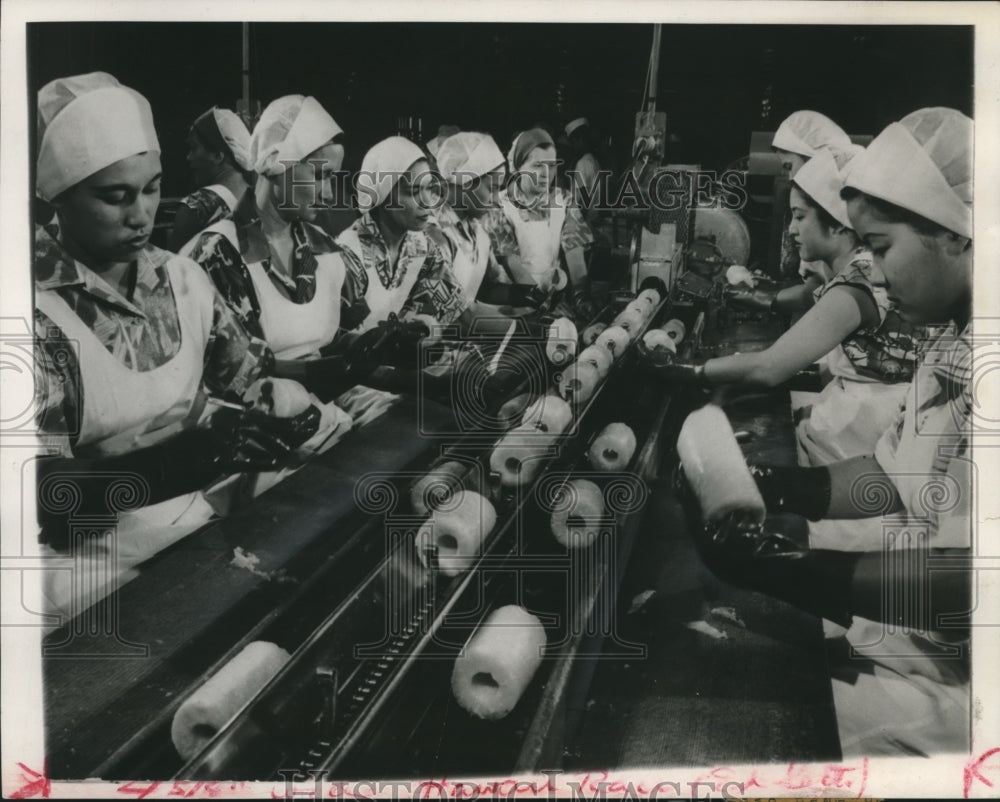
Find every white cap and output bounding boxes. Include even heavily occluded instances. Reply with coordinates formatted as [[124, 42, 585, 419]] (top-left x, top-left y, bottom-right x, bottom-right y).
[[249, 95, 342, 177], [36, 72, 160, 201], [772, 110, 851, 158], [436, 132, 505, 186], [843, 107, 972, 238], [564, 117, 589, 137], [792, 144, 863, 229], [356, 136, 427, 212], [212, 108, 253, 171]]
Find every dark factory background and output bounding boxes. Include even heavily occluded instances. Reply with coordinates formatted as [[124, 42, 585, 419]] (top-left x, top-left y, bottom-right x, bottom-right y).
[[28, 22, 973, 202]]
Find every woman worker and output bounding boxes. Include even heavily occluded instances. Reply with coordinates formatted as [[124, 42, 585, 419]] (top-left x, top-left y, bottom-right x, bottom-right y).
[[685, 107, 974, 756], [428, 131, 522, 332], [183, 95, 347, 360], [563, 117, 603, 224], [738, 109, 853, 294], [33, 73, 316, 616], [644, 145, 923, 465], [335, 135, 466, 333], [482, 127, 595, 318], [168, 106, 253, 251], [182, 95, 399, 415]]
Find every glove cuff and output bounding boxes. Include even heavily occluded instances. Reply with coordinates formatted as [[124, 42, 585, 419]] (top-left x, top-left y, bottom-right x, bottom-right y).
[[750, 464, 831, 521], [302, 356, 356, 401], [692, 364, 712, 389], [750, 548, 860, 627]]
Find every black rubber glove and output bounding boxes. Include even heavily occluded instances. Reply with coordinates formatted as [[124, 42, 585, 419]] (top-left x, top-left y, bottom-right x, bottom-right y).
[[274, 355, 355, 402], [382, 318, 433, 365], [570, 282, 598, 322], [478, 283, 548, 310], [209, 404, 322, 464], [635, 338, 710, 388], [675, 467, 971, 631], [725, 284, 778, 313], [339, 316, 431, 373], [747, 463, 831, 521], [782, 364, 824, 393], [672, 464, 853, 625], [37, 406, 321, 550]]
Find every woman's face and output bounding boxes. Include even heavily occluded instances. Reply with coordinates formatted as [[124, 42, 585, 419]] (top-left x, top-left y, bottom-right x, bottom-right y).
[[464, 166, 505, 218], [775, 148, 809, 178], [788, 186, 836, 263], [517, 145, 556, 197], [847, 195, 971, 325], [270, 141, 345, 223], [382, 159, 441, 232], [186, 131, 220, 187], [52, 151, 161, 266]]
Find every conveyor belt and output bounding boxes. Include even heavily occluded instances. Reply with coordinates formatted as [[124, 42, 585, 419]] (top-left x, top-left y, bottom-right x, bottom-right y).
[[173, 296, 676, 780], [45, 293, 839, 780], [559, 323, 841, 768], [44, 396, 460, 778]]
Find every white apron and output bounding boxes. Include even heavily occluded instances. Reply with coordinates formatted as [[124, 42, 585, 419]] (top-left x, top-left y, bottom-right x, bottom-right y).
[[828, 513, 970, 757], [338, 226, 426, 333], [796, 344, 910, 467], [445, 218, 491, 308], [194, 219, 346, 360], [809, 357, 972, 755], [188, 220, 354, 507], [810, 512, 971, 755], [37, 257, 217, 619], [500, 191, 566, 292]]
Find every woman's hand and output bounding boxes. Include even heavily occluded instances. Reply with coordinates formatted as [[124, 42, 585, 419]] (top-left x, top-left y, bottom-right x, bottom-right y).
[[208, 405, 322, 470], [724, 284, 779, 313], [636, 338, 709, 387], [746, 463, 832, 521]]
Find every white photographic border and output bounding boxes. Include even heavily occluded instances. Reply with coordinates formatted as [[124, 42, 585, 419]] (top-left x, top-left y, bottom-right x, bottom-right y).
[[2, 1, 998, 798]]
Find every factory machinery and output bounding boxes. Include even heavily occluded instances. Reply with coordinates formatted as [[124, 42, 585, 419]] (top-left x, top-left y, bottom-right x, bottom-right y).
[[43, 27, 840, 782], [46, 198, 839, 782], [44, 273, 675, 776]]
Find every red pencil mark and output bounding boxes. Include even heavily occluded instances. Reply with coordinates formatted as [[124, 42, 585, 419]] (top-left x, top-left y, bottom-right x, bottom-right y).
[[857, 756, 869, 799], [779, 762, 814, 791], [118, 781, 163, 799], [9, 762, 50, 799], [117, 780, 242, 799], [964, 747, 1000, 798]]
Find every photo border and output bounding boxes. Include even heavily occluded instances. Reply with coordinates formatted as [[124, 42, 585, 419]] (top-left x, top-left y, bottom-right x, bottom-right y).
[[2, 1, 998, 798]]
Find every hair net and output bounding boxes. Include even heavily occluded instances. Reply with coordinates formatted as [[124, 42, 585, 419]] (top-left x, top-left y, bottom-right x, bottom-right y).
[[843, 107, 972, 238], [508, 128, 555, 171], [436, 132, 505, 186], [792, 144, 863, 229], [36, 72, 159, 201], [772, 110, 851, 158], [192, 107, 253, 171], [356, 136, 427, 212], [249, 95, 343, 177]]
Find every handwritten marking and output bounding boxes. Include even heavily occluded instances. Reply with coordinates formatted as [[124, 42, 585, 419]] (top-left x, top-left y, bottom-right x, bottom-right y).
[[964, 747, 1000, 798], [9, 762, 50, 799]]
